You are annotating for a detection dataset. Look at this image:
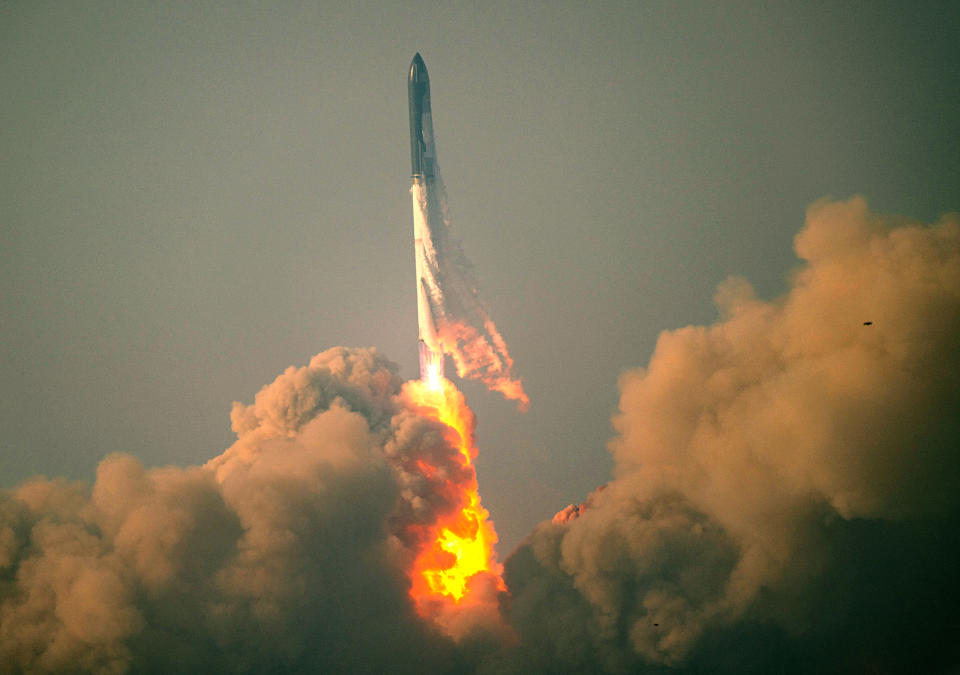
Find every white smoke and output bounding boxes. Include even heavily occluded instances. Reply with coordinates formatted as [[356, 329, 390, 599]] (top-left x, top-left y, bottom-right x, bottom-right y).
[[411, 172, 528, 408]]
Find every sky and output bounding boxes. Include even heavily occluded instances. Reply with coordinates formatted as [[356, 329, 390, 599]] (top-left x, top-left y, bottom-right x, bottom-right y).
[[1, 3, 959, 672]]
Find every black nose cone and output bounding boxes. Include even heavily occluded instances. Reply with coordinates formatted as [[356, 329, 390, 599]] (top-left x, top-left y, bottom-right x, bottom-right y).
[[409, 53, 428, 84]]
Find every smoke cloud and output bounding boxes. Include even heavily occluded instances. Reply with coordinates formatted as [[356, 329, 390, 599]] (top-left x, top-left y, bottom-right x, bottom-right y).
[[502, 197, 960, 673], [1, 197, 957, 673], [0, 348, 496, 673]]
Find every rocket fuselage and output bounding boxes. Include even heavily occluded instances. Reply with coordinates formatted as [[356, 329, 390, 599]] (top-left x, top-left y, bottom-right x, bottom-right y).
[[409, 53, 444, 383], [409, 53, 435, 181]]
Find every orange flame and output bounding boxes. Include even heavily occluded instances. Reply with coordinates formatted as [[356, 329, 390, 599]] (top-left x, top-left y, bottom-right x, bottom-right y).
[[402, 377, 505, 617]]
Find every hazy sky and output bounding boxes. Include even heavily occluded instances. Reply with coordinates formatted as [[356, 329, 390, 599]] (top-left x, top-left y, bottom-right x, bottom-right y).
[[2, 1, 958, 554]]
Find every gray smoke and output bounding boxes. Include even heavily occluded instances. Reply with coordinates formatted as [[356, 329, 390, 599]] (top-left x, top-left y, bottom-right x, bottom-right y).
[[500, 197, 960, 673]]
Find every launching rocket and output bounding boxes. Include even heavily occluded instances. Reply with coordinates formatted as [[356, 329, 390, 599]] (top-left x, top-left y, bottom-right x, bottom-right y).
[[409, 53, 435, 181], [409, 53, 444, 384], [406, 53, 527, 405]]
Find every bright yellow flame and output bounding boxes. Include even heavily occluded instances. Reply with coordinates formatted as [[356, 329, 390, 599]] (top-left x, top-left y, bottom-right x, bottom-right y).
[[404, 378, 504, 608], [418, 490, 495, 600]]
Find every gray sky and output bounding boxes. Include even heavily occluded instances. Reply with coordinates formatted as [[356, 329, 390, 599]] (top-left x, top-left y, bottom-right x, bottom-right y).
[[1, 1, 958, 552]]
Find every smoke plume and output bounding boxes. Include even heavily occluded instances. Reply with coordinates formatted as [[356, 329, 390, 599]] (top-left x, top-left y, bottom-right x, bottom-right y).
[[412, 175, 529, 410], [0, 348, 501, 673], [1, 197, 957, 673], [501, 197, 960, 673]]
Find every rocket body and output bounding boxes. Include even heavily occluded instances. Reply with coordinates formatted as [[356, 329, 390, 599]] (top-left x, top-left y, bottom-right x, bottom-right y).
[[409, 53, 435, 181], [409, 53, 444, 383]]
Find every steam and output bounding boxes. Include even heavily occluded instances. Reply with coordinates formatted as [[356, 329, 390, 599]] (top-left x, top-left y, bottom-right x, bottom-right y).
[[412, 176, 529, 409], [502, 197, 960, 673]]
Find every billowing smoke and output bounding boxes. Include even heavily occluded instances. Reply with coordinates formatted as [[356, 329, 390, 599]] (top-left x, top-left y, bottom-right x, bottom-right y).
[[2, 197, 957, 673], [502, 197, 960, 673], [0, 348, 501, 673]]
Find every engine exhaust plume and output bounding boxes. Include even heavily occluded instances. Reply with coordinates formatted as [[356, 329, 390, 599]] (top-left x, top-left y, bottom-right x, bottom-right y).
[[397, 376, 507, 637]]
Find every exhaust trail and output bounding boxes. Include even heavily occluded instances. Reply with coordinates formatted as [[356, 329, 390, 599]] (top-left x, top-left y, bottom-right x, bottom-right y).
[[401, 53, 518, 638], [408, 53, 529, 410], [400, 377, 508, 640]]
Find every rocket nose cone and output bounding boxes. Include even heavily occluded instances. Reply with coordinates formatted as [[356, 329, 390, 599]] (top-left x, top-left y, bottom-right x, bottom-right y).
[[409, 53, 428, 83]]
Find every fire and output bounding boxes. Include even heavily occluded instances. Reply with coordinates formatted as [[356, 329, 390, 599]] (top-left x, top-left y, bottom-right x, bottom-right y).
[[424, 360, 443, 392], [402, 377, 505, 614]]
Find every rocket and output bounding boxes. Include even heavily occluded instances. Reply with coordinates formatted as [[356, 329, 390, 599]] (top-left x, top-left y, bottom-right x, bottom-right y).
[[409, 53, 444, 384], [409, 53, 435, 181]]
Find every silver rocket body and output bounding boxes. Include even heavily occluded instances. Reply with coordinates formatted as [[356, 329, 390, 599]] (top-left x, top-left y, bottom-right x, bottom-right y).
[[409, 53, 444, 383]]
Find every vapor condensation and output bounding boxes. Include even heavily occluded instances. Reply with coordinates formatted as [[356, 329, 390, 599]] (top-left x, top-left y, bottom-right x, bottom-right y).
[[411, 173, 528, 409]]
